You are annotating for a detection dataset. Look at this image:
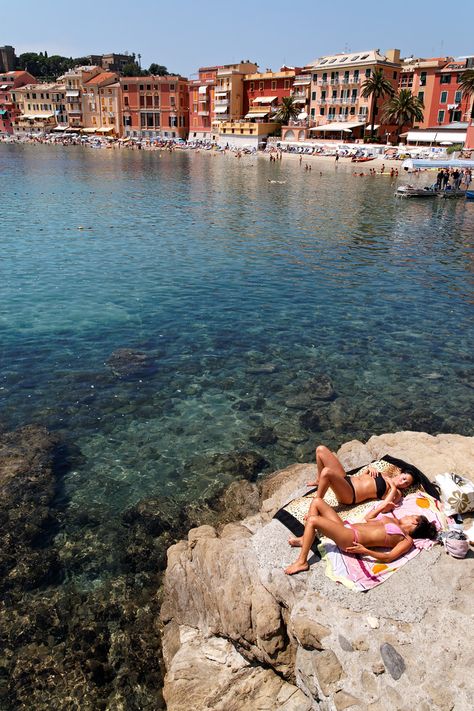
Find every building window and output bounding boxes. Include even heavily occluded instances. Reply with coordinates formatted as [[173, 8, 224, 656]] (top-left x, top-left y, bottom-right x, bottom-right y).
[[440, 91, 448, 103], [311, 107, 315, 117], [313, 74, 317, 82], [259, 81, 264, 90], [123, 84, 128, 91], [418, 91, 424, 104], [393, 72, 397, 79], [455, 90, 462, 104], [365, 69, 371, 78], [170, 83, 175, 91], [124, 96, 129, 106], [139, 84, 144, 91], [249, 82, 254, 91], [319, 108, 324, 115], [139, 96, 144, 108], [311, 91, 316, 100], [437, 109, 445, 123], [284, 80, 290, 89], [271, 80, 276, 90], [420, 72, 427, 87], [146, 84, 151, 91], [440, 75, 451, 84]]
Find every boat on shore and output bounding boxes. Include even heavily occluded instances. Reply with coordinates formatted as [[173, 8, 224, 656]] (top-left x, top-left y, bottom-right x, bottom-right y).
[[351, 156, 376, 163]]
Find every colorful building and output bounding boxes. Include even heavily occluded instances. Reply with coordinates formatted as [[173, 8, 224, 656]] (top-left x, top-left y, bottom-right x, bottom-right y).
[[120, 75, 189, 140], [399, 56, 451, 129], [82, 71, 122, 136], [283, 49, 401, 142], [59, 65, 102, 131], [0, 70, 36, 134], [188, 66, 218, 142], [243, 66, 301, 120], [11, 82, 67, 134], [212, 61, 258, 126], [428, 57, 474, 127]]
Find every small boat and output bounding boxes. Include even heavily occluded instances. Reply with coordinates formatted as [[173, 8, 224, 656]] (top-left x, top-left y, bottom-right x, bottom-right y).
[[351, 156, 376, 163], [396, 185, 439, 198], [466, 190, 474, 200], [439, 189, 466, 199]]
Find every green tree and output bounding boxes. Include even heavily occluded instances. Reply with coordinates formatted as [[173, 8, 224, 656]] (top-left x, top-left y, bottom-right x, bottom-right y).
[[382, 89, 424, 141], [361, 68, 395, 140], [149, 63, 168, 76], [459, 69, 474, 119], [274, 96, 300, 125], [122, 61, 148, 77]]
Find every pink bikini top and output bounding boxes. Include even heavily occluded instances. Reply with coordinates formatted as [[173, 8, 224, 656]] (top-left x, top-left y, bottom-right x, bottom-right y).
[[375, 513, 408, 547]]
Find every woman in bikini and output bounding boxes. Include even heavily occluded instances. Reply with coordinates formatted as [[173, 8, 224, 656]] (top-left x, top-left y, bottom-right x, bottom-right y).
[[284, 496, 438, 575], [307, 445, 439, 507]]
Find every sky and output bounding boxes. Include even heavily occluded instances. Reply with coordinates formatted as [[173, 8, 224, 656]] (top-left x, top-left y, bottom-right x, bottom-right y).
[[4, 0, 474, 78]]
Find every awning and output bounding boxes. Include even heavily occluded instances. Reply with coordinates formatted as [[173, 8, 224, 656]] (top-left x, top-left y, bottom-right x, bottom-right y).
[[97, 127, 114, 133], [297, 112, 308, 119], [365, 124, 380, 130], [406, 131, 466, 144], [214, 106, 229, 114], [0, 109, 8, 116], [244, 111, 269, 119], [66, 90, 80, 97], [53, 126, 67, 131], [309, 121, 366, 131], [198, 85, 207, 94], [19, 113, 55, 120], [0, 84, 9, 89], [292, 98, 306, 104], [214, 91, 228, 97], [253, 96, 277, 104], [81, 127, 99, 133]]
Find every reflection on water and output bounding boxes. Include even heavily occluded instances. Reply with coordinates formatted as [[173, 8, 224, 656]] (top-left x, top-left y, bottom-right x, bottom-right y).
[[1, 145, 474, 516]]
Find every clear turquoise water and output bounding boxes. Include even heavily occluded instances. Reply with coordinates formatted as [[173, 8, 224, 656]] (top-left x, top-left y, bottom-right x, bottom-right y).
[[1, 144, 473, 521]]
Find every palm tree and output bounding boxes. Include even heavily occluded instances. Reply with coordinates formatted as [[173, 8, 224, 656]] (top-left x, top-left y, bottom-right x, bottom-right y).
[[382, 89, 424, 142], [458, 69, 474, 120], [274, 96, 300, 125], [361, 68, 395, 140]]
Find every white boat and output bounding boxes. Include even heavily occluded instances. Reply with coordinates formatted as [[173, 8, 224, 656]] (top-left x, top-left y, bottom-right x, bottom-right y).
[[396, 185, 439, 198]]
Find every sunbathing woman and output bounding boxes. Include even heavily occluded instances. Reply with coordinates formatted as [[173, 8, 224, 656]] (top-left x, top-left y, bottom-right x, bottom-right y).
[[285, 497, 438, 575], [306, 445, 439, 507]]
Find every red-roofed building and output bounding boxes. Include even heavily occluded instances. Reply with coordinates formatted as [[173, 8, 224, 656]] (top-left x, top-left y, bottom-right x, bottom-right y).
[[0, 70, 36, 134], [82, 71, 122, 136]]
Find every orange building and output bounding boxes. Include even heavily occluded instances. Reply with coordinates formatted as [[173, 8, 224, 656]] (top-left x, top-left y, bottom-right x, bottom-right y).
[[60, 65, 102, 131], [399, 57, 451, 129], [0, 70, 36, 134], [120, 75, 189, 140], [82, 71, 122, 136], [189, 66, 218, 142]]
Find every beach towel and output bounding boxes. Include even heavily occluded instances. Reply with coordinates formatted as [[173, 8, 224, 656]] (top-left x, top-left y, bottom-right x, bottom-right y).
[[318, 492, 449, 591]]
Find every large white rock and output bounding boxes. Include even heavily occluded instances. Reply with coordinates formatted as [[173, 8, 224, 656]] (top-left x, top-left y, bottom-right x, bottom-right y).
[[161, 433, 474, 710]]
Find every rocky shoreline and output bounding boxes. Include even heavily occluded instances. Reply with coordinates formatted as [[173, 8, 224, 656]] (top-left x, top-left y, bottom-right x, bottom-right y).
[[2, 426, 473, 709], [160, 432, 474, 711]]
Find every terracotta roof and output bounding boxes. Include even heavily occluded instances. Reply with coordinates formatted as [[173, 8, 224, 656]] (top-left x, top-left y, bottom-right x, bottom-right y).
[[84, 72, 117, 86]]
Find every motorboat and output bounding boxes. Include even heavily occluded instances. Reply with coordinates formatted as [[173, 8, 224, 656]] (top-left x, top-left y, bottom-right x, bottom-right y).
[[395, 184, 439, 198]]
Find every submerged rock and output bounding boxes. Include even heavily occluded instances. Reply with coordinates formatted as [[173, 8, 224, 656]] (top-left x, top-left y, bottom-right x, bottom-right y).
[[105, 348, 157, 379]]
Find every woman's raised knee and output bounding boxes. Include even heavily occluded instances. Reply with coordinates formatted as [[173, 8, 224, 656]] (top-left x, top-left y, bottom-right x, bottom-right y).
[[316, 445, 330, 459], [306, 515, 319, 527]]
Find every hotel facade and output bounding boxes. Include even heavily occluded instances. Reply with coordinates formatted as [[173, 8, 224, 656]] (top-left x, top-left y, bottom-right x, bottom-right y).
[[120, 75, 189, 140]]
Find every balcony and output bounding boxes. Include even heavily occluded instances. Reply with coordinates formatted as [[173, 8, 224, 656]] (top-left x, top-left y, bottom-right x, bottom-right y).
[[318, 79, 328, 86], [330, 79, 339, 85], [198, 110, 210, 116], [317, 98, 327, 104], [293, 75, 311, 86], [214, 99, 229, 106]]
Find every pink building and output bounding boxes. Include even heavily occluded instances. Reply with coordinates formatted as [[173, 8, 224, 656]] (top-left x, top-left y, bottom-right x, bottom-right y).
[[0, 70, 36, 134]]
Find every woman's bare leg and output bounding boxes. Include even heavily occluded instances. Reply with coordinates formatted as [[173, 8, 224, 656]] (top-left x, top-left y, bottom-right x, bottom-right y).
[[315, 467, 355, 504], [285, 510, 353, 575], [308, 445, 346, 486]]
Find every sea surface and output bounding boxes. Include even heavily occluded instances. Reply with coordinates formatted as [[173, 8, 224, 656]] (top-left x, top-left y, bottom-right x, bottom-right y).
[[1, 145, 474, 517], [1, 143, 474, 708]]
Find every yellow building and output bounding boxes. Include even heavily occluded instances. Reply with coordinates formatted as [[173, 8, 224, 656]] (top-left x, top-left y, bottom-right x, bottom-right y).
[[59, 65, 102, 130], [12, 82, 67, 134], [213, 61, 258, 125], [82, 71, 123, 136]]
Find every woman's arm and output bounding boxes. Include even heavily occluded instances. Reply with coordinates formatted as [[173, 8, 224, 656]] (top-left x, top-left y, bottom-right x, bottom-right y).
[[346, 538, 413, 562], [364, 500, 396, 522]]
